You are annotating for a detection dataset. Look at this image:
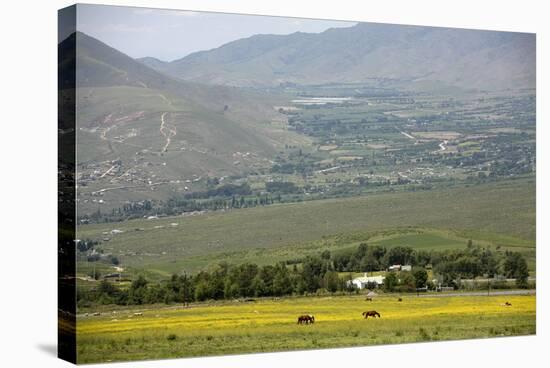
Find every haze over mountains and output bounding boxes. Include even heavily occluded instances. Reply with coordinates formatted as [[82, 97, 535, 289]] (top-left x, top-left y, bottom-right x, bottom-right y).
[[138, 22, 535, 91]]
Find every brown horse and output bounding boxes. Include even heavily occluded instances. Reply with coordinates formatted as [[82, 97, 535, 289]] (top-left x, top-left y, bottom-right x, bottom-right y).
[[297, 314, 315, 324], [362, 310, 381, 319]]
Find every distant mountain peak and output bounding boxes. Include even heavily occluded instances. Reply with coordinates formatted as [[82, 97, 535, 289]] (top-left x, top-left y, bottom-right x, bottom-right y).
[[140, 23, 534, 91]]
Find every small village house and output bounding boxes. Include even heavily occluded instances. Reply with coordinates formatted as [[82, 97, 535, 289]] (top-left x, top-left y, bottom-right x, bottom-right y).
[[388, 264, 412, 272], [348, 274, 386, 289]]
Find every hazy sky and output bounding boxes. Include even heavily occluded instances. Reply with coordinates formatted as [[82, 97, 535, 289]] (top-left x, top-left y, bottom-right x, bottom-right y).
[[76, 4, 356, 62]]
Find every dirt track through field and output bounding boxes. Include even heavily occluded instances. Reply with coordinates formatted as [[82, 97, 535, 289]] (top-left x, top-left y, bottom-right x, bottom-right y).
[[160, 112, 177, 152]]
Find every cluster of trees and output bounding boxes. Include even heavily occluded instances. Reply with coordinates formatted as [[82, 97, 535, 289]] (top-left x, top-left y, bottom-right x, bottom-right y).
[[332, 243, 412, 272], [265, 181, 300, 194], [78, 242, 531, 308], [81, 201, 156, 223], [329, 241, 529, 286], [270, 160, 313, 176], [77, 239, 119, 266], [166, 193, 278, 213], [380, 268, 429, 293], [183, 183, 252, 199], [85, 253, 119, 265], [76, 239, 100, 253], [78, 259, 351, 307], [79, 190, 283, 224]]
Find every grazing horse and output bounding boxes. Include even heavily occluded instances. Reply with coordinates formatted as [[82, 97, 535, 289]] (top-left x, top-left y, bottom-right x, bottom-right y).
[[362, 310, 381, 319], [297, 314, 315, 324]]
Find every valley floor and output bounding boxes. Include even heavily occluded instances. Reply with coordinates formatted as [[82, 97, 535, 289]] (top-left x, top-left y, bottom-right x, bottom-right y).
[[76, 178, 536, 276]]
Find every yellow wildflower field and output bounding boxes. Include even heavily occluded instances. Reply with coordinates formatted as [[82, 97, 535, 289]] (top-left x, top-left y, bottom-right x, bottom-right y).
[[76, 294, 535, 363]]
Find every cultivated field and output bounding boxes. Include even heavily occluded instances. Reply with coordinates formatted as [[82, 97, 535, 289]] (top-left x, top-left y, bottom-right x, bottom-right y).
[[76, 293, 536, 364]]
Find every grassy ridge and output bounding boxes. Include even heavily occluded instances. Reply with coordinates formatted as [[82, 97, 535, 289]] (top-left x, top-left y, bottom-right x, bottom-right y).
[[76, 294, 536, 363], [115, 227, 534, 277], [77, 179, 535, 274]]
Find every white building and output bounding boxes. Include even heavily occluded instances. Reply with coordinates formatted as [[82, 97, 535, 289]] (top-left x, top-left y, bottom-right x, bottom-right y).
[[388, 264, 412, 272], [348, 274, 386, 289]]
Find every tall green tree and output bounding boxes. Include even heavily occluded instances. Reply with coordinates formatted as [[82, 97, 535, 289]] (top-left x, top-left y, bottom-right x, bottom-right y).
[[399, 272, 416, 292], [272, 263, 293, 296], [128, 275, 148, 304], [301, 256, 325, 292], [413, 268, 428, 288], [383, 272, 398, 292], [323, 271, 340, 293], [504, 252, 529, 288]]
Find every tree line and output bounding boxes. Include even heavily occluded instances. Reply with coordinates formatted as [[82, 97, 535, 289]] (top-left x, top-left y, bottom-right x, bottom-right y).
[[77, 241, 530, 308]]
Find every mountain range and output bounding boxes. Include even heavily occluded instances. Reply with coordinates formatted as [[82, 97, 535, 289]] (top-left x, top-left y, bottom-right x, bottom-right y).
[[138, 22, 535, 91]]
